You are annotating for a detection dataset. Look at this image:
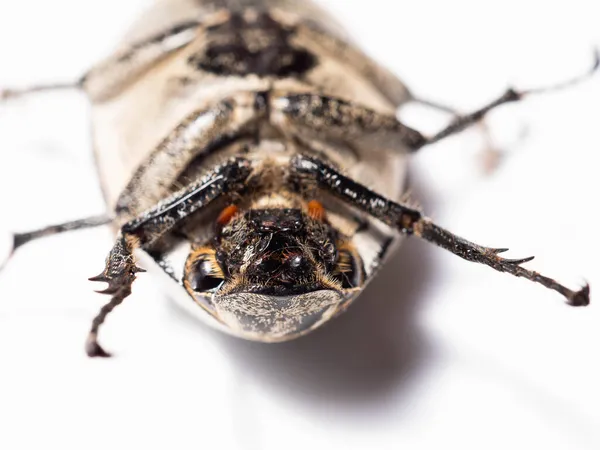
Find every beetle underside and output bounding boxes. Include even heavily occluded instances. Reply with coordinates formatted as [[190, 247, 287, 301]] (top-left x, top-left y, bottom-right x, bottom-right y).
[[0, 0, 595, 357]]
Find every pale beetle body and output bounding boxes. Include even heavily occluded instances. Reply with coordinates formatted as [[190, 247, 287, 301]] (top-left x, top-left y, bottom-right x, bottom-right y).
[[88, 0, 409, 212], [1, 0, 594, 356], [87, 0, 411, 340]]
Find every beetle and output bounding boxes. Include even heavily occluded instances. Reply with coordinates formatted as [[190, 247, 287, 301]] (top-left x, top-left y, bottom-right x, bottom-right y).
[[0, 0, 595, 357]]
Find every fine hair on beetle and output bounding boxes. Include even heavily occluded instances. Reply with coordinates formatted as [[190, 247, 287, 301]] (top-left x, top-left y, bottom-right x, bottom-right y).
[[0, 0, 596, 357]]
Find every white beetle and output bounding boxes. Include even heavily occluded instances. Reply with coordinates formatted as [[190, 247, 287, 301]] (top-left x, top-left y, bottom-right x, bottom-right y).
[[0, 0, 594, 357]]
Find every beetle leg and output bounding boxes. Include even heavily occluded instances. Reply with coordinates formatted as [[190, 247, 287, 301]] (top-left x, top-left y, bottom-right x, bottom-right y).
[[270, 92, 427, 149], [291, 154, 590, 307], [81, 20, 201, 102], [273, 51, 597, 156], [407, 97, 460, 116], [116, 91, 266, 220], [0, 215, 112, 271], [0, 20, 201, 105], [416, 50, 599, 149], [86, 235, 145, 357], [407, 96, 503, 173], [87, 157, 253, 357], [119, 157, 253, 245]]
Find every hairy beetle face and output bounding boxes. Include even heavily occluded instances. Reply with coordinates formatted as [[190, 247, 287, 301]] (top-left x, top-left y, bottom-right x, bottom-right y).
[[183, 206, 364, 340]]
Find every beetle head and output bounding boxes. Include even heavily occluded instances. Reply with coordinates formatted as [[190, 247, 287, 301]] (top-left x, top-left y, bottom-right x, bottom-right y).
[[183, 203, 364, 341]]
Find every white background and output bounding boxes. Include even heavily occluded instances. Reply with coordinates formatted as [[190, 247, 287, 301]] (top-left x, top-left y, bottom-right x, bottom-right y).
[[0, 1, 599, 449]]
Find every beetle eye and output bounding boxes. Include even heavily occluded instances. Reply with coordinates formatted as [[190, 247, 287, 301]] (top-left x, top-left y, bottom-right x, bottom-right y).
[[333, 248, 363, 289], [191, 259, 224, 292], [185, 247, 225, 294]]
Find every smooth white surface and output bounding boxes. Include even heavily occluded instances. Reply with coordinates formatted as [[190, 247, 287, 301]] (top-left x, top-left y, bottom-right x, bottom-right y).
[[0, 1, 599, 449]]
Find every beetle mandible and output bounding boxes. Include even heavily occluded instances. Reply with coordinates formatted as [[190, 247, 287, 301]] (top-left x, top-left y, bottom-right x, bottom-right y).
[[0, 0, 596, 357]]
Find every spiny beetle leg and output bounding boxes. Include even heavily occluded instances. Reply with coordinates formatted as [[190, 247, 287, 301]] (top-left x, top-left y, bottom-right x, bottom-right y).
[[85, 158, 253, 357], [87, 235, 145, 358], [414, 219, 589, 306], [291, 154, 590, 307]]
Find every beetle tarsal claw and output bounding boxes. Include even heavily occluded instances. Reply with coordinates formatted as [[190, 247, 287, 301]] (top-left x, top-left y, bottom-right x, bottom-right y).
[[480, 245, 534, 266], [0, 88, 29, 102], [0, 88, 14, 102], [85, 334, 112, 358], [89, 272, 124, 294], [567, 284, 591, 307], [90, 271, 139, 296], [88, 273, 109, 283], [94, 286, 121, 296], [591, 48, 600, 72], [0, 234, 16, 272], [501, 255, 535, 265], [88, 263, 144, 290], [89, 236, 144, 293]]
